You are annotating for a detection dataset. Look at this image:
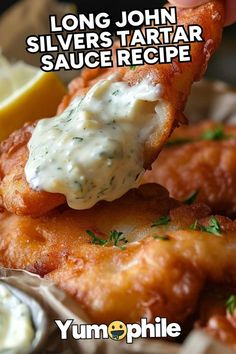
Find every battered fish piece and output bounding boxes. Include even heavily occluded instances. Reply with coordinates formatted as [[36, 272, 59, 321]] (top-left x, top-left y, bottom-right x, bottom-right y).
[[196, 287, 236, 350], [1, 183, 236, 341], [0, 0, 224, 216], [144, 121, 236, 216], [0, 123, 65, 216]]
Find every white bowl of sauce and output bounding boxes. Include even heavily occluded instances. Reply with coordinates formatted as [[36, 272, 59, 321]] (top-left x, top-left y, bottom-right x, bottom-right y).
[[0, 281, 48, 354]]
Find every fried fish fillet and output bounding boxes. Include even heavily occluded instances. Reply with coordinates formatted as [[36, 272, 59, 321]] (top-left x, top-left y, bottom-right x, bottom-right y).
[[0, 123, 65, 216], [0, 0, 224, 217], [205, 314, 236, 350], [143, 121, 236, 216], [57, 0, 224, 168], [197, 286, 236, 350], [1, 183, 236, 339]]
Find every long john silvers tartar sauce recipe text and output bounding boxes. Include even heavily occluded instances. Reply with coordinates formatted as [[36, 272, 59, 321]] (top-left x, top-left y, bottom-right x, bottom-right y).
[[26, 8, 204, 71]]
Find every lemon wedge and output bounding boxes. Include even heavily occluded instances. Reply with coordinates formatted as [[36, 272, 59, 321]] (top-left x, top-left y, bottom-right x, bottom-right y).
[[0, 55, 66, 141]]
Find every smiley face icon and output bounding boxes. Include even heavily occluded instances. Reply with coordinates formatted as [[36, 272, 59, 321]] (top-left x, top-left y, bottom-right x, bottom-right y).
[[108, 321, 127, 341]]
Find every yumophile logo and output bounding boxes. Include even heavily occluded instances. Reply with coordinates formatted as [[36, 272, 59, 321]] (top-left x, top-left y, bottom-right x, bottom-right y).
[[55, 317, 181, 343]]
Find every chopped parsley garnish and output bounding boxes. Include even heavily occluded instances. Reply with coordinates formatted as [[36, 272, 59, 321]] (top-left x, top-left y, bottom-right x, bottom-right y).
[[151, 216, 171, 227], [86, 230, 107, 246], [166, 126, 229, 148], [153, 235, 170, 241], [190, 216, 222, 236], [166, 137, 192, 147], [86, 229, 128, 249], [201, 126, 226, 141], [112, 90, 119, 95], [130, 65, 136, 70], [184, 190, 199, 205], [226, 295, 236, 315], [109, 230, 128, 247], [190, 220, 199, 231], [73, 137, 83, 142]]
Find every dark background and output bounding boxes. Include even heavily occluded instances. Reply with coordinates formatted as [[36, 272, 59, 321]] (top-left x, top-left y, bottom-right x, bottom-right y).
[[0, 0, 235, 85]]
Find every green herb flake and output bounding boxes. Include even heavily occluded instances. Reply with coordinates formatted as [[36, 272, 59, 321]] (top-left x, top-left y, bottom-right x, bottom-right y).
[[184, 190, 199, 205], [166, 137, 192, 147], [109, 230, 128, 248], [201, 126, 226, 141], [110, 176, 115, 186], [130, 65, 136, 70], [112, 90, 119, 96], [226, 295, 236, 315], [73, 137, 83, 142], [86, 229, 128, 250], [151, 216, 171, 227], [190, 220, 199, 231], [204, 216, 222, 236], [86, 230, 107, 246], [98, 187, 109, 196], [153, 235, 170, 241], [190, 216, 222, 236]]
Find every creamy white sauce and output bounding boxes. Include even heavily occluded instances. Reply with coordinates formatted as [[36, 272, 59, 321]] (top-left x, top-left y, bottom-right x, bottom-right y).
[[0, 284, 34, 352], [25, 74, 163, 210]]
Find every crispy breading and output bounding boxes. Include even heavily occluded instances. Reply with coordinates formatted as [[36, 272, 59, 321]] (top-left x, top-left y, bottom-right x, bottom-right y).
[[0, 1, 224, 216], [196, 286, 236, 350], [205, 315, 236, 349], [0, 123, 65, 216], [58, 0, 224, 167], [1, 183, 236, 336], [143, 121, 236, 216]]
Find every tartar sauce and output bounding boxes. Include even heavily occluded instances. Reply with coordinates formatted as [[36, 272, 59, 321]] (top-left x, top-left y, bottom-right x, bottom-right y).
[[0, 284, 34, 352], [25, 74, 163, 209]]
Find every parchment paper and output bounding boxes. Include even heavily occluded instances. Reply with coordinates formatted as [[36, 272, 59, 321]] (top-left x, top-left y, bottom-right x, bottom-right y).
[[1, 266, 235, 354]]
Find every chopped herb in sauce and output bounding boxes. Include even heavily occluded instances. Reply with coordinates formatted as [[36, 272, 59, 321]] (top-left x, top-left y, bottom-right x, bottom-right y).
[[26, 77, 162, 210], [73, 137, 84, 142], [151, 215, 171, 227], [74, 181, 83, 192], [153, 235, 170, 241], [98, 187, 109, 196], [110, 176, 115, 185], [226, 294, 236, 315], [112, 90, 119, 95], [130, 65, 136, 70], [67, 108, 74, 118], [190, 216, 222, 236], [183, 190, 199, 205]]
